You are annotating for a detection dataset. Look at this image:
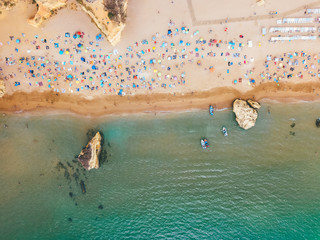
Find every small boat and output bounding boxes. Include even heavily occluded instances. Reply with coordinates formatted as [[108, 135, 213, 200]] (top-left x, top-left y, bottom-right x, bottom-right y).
[[209, 105, 214, 116], [200, 138, 209, 149], [222, 127, 228, 136]]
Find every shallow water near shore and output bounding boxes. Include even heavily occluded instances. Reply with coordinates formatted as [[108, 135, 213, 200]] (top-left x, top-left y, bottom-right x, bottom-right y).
[[0, 102, 320, 239]]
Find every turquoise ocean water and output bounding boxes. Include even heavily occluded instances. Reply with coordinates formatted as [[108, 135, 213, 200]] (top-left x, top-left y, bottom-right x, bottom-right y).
[[0, 102, 320, 239]]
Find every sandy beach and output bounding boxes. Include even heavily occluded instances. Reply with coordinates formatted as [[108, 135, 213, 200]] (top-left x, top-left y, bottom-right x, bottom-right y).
[[1, 82, 320, 116], [0, 0, 320, 115]]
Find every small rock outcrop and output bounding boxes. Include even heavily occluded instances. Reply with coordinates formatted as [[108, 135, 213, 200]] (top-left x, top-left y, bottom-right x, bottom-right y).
[[233, 99, 260, 130], [247, 99, 261, 110], [316, 118, 320, 128], [78, 131, 102, 170], [0, 79, 6, 98], [28, 0, 67, 27]]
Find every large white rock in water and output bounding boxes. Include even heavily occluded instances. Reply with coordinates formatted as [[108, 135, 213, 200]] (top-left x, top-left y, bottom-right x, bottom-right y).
[[78, 132, 102, 170], [233, 99, 259, 130]]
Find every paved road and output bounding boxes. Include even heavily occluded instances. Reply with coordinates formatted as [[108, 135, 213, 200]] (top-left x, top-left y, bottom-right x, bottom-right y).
[[187, 0, 320, 26]]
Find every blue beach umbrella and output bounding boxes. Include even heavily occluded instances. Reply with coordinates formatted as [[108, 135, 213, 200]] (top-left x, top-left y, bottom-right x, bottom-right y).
[[81, 57, 85, 62], [59, 50, 64, 55], [92, 65, 97, 70], [96, 34, 102, 41]]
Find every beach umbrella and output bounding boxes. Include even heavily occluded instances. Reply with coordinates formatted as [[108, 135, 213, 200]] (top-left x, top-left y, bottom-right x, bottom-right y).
[[195, 48, 199, 52], [16, 39, 21, 44], [167, 29, 172, 35], [157, 72, 161, 77], [92, 65, 97, 70], [81, 57, 85, 62], [96, 34, 102, 41], [118, 64, 122, 69], [59, 50, 64, 55]]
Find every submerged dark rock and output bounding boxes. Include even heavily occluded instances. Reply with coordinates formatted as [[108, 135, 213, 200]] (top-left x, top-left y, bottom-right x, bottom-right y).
[[289, 131, 295, 136], [316, 118, 320, 128], [98, 204, 104, 209], [290, 122, 295, 128], [80, 180, 86, 194], [68, 218, 72, 222]]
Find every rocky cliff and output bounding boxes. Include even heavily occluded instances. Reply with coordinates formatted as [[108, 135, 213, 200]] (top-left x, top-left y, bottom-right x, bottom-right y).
[[233, 99, 260, 130], [78, 131, 102, 170], [77, 0, 128, 45], [28, 0, 67, 27], [0, 79, 6, 98], [0, 0, 18, 10]]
